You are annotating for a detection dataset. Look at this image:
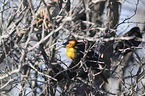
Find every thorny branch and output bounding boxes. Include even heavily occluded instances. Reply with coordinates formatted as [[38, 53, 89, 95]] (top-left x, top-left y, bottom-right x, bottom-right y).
[[0, 0, 145, 96]]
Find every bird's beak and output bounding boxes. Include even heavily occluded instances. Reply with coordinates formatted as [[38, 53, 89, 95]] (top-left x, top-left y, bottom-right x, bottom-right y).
[[62, 42, 68, 47], [62, 43, 66, 46]]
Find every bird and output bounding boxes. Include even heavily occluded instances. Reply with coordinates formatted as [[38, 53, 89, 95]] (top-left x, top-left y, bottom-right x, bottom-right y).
[[115, 27, 142, 55], [63, 39, 108, 84]]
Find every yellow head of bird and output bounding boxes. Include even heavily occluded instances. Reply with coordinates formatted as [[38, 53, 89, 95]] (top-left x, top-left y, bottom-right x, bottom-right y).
[[63, 39, 77, 48], [63, 39, 77, 59]]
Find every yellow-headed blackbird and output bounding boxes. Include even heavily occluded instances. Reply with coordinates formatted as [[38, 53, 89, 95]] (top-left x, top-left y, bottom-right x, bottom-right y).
[[63, 39, 108, 84], [115, 27, 142, 55]]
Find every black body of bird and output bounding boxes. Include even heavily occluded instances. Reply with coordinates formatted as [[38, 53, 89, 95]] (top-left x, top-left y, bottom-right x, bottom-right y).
[[115, 27, 142, 55], [63, 39, 108, 84]]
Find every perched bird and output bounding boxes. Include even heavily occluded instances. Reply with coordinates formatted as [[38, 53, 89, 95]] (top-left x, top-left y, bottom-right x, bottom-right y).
[[63, 39, 108, 84], [115, 27, 142, 55]]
